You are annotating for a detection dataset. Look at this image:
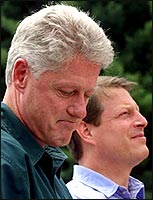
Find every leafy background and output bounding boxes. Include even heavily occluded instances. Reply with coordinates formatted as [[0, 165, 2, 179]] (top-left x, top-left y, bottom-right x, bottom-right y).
[[1, 0, 152, 199]]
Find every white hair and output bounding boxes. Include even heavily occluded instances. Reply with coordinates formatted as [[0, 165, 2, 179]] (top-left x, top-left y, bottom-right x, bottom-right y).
[[5, 4, 114, 85]]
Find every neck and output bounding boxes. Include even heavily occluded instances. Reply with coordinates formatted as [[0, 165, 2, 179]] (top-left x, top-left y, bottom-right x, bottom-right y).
[[3, 87, 20, 118], [79, 157, 132, 188]]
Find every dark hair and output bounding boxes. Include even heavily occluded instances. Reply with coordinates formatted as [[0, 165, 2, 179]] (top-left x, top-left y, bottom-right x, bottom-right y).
[[68, 95, 103, 161]]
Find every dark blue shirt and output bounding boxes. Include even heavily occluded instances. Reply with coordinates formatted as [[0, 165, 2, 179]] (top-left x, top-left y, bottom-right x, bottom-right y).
[[1, 102, 72, 199]]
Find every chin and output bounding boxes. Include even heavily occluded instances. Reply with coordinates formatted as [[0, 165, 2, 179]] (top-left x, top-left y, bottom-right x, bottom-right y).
[[54, 138, 71, 147], [143, 147, 149, 159], [136, 148, 149, 165], [61, 139, 71, 147]]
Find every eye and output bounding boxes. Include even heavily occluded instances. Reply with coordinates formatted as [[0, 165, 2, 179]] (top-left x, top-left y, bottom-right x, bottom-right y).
[[119, 111, 130, 117], [58, 89, 76, 97]]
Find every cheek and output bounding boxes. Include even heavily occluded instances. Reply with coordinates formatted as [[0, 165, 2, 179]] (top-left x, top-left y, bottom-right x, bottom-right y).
[[97, 122, 122, 142], [105, 122, 130, 149], [25, 80, 69, 119], [23, 84, 49, 115]]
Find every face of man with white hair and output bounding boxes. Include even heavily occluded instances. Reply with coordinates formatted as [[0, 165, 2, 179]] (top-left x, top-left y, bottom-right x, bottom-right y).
[[8, 56, 100, 147]]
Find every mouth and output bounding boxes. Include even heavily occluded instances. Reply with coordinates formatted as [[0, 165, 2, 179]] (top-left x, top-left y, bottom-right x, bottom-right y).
[[58, 119, 77, 124], [57, 120, 78, 129], [131, 133, 145, 139], [131, 133, 146, 143]]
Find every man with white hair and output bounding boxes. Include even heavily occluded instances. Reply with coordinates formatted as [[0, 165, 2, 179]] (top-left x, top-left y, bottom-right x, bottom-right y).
[[1, 3, 114, 199]]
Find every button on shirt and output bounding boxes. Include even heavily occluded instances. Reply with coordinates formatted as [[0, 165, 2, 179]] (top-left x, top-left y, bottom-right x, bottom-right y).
[[66, 165, 145, 199], [1, 103, 72, 199]]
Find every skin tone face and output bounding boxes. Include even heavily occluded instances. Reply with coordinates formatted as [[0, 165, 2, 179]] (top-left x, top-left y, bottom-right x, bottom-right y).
[[78, 87, 149, 182], [6, 56, 100, 147]]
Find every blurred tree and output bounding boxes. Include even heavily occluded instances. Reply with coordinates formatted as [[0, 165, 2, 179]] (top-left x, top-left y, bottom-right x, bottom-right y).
[[1, 0, 152, 199]]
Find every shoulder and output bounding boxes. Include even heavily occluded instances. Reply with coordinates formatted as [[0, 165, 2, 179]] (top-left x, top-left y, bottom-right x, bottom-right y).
[[1, 129, 30, 179], [1, 130, 30, 198], [1, 129, 26, 156]]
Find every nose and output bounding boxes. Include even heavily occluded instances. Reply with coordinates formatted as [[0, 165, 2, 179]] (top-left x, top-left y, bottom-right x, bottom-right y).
[[133, 112, 148, 128], [67, 96, 87, 119]]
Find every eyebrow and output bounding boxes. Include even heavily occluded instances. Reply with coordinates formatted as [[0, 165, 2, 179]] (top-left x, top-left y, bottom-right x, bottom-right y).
[[53, 82, 95, 91], [120, 104, 140, 111]]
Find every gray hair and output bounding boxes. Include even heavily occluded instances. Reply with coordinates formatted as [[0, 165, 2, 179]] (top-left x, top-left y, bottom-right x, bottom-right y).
[[5, 4, 114, 85]]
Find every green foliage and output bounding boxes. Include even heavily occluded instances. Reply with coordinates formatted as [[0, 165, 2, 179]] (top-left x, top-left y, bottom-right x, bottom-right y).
[[1, 48, 8, 69], [102, 59, 125, 76], [1, 0, 152, 197], [61, 146, 76, 182], [122, 20, 152, 74], [1, 16, 18, 35], [143, 170, 152, 199]]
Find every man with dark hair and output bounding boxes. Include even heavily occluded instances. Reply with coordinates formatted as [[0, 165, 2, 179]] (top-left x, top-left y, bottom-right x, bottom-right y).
[[67, 76, 149, 199]]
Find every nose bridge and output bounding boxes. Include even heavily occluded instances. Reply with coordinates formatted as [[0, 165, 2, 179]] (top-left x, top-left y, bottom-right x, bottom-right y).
[[68, 94, 87, 119], [135, 111, 148, 127]]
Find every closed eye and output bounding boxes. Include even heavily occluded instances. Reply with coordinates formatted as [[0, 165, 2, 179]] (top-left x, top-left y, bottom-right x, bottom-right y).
[[119, 111, 130, 117], [57, 89, 76, 97]]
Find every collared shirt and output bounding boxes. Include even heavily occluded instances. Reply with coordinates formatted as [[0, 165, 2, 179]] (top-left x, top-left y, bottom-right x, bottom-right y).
[[66, 165, 145, 199], [1, 102, 72, 199]]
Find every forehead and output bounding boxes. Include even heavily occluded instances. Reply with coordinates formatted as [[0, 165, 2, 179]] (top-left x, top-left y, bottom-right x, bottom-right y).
[[99, 87, 139, 111], [38, 56, 100, 90], [62, 55, 100, 76]]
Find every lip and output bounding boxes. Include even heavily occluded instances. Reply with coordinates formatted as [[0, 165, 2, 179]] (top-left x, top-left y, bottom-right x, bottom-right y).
[[131, 133, 145, 139], [59, 120, 77, 124], [131, 133, 146, 143], [57, 120, 78, 129]]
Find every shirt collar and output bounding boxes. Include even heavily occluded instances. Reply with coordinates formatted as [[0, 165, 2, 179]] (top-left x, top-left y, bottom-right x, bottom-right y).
[[128, 176, 145, 199], [72, 165, 144, 198], [45, 145, 67, 175]]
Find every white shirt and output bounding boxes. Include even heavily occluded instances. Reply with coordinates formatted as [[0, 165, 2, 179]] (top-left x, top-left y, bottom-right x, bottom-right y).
[[66, 165, 145, 199]]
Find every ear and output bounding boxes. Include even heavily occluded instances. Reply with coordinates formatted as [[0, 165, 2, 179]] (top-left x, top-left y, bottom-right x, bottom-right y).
[[12, 58, 30, 93], [77, 121, 96, 145]]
